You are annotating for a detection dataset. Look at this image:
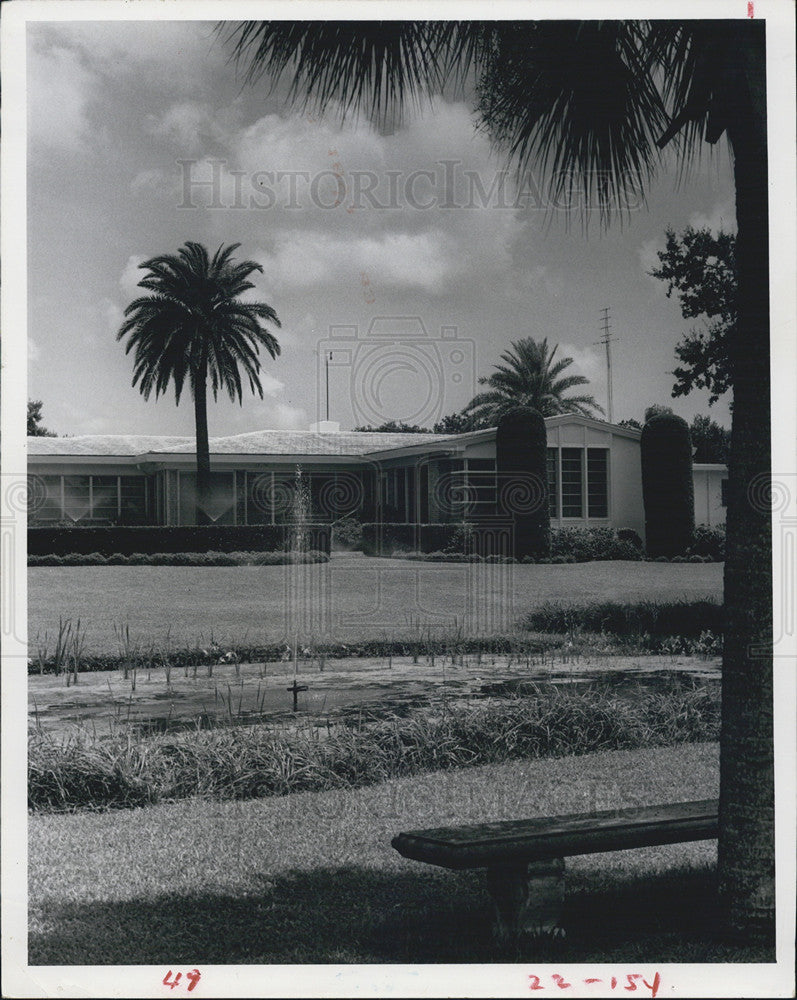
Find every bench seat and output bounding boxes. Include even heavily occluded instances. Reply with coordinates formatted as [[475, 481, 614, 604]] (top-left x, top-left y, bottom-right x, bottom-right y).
[[391, 799, 719, 939], [392, 798, 719, 869]]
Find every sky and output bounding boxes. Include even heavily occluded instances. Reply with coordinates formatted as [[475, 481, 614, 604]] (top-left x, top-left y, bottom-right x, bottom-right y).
[[27, 19, 737, 439]]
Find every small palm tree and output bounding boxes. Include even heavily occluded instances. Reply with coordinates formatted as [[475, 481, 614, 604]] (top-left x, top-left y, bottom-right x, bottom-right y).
[[117, 241, 281, 523], [464, 337, 604, 425]]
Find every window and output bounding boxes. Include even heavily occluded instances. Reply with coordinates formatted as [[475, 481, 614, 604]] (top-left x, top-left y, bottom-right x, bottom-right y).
[[547, 449, 558, 517], [467, 458, 496, 508], [119, 476, 147, 525], [587, 449, 608, 518], [178, 471, 233, 525], [29, 474, 62, 522], [92, 475, 119, 521], [62, 475, 91, 523], [561, 448, 583, 518]]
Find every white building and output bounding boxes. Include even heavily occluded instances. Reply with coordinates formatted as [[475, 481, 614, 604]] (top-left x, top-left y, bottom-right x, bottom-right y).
[[27, 414, 727, 538]]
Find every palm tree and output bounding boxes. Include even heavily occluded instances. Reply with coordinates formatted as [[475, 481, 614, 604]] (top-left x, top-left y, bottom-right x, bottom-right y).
[[118, 241, 281, 523], [223, 20, 772, 942], [464, 337, 604, 425]]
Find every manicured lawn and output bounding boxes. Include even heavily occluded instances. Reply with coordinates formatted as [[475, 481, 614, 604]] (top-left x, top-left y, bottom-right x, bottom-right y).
[[28, 557, 723, 655], [29, 741, 769, 965]]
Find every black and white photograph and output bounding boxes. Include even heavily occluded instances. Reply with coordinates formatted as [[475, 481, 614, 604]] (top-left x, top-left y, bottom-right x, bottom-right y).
[[2, 2, 795, 996]]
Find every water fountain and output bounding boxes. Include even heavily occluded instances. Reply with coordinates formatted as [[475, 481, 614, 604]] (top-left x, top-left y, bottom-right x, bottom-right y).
[[286, 465, 310, 710]]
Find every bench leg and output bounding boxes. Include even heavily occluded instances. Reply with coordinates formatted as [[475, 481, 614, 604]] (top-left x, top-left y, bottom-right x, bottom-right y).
[[486, 858, 565, 940]]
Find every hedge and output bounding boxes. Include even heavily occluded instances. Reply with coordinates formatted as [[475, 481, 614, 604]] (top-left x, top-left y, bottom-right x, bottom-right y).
[[496, 406, 551, 559], [28, 550, 329, 567], [641, 414, 695, 558], [28, 524, 331, 557]]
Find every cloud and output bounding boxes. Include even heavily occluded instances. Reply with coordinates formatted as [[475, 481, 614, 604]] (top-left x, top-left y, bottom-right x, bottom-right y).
[[119, 256, 146, 300], [558, 342, 606, 402], [688, 203, 736, 236], [101, 299, 125, 337], [271, 402, 307, 429], [257, 229, 459, 294], [130, 169, 171, 195], [145, 100, 245, 155], [42, 21, 226, 95], [27, 43, 96, 151], [28, 337, 40, 373]]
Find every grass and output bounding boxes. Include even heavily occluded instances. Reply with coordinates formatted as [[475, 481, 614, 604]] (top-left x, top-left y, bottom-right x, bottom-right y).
[[29, 741, 770, 964], [29, 559, 723, 654], [29, 680, 720, 811]]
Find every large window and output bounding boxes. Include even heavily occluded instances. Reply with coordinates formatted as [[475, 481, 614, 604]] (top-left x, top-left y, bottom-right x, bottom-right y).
[[28, 474, 148, 524], [544, 448, 610, 520], [561, 448, 584, 518], [178, 471, 234, 526], [587, 449, 609, 518]]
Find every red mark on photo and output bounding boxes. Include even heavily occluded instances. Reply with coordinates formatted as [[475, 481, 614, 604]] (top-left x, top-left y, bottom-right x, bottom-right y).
[[747, 1, 754, 16], [361, 271, 376, 304], [162, 969, 201, 992], [527, 973, 661, 997]]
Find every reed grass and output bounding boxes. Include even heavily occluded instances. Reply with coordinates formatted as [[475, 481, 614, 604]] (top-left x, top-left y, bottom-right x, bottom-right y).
[[29, 679, 719, 812]]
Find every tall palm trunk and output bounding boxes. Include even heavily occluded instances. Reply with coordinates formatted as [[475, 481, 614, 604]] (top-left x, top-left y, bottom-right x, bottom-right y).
[[717, 26, 774, 943], [193, 353, 211, 526]]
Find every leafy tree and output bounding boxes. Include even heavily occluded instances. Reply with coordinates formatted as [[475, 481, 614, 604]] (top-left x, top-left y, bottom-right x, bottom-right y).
[[226, 19, 773, 941], [118, 242, 281, 523], [463, 337, 604, 424], [617, 418, 642, 431], [650, 226, 736, 405], [354, 413, 490, 433], [690, 413, 731, 464], [644, 404, 674, 423], [432, 411, 489, 433], [27, 399, 56, 437], [353, 420, 429, 433]]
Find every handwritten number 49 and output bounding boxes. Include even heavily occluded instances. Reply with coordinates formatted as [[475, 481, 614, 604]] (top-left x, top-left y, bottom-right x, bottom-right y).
[[163, 970, 201, 992]]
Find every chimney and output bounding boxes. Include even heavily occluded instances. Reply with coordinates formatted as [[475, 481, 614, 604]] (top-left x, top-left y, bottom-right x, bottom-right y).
[[309, 420, 341, 433]]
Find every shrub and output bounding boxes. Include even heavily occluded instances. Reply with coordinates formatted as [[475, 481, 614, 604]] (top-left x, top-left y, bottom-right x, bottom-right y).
[[28, 523, 331, 557], [28, 550, 329, 568], [617, 527, 643, 550], [687, 524, 725, 561], [641, 413, 695, 557], [520, 598, 723, 637], [496, 407, 550, 559], [547, 527, 643, 562], [332, 517, 363, 550]]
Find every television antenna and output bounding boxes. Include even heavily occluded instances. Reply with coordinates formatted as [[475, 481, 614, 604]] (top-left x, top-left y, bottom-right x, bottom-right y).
[[594, 307, 619, 423]]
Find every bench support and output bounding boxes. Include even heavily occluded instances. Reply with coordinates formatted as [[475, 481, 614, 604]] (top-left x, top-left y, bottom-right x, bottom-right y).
[[486, 858, 565, 940]]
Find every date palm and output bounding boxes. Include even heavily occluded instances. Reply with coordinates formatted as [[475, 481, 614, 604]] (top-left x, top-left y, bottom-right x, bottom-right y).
[[464, 337, 604, 424], [223, 19, 773, 942], [118, 241, 281, 523]]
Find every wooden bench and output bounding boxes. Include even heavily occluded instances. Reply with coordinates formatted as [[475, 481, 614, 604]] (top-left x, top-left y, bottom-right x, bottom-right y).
[[392, 799, 719, 939]]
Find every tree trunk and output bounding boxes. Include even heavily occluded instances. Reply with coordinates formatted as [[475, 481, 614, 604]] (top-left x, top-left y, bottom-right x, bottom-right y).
[[718, 23, 774, 945], [194, 354, 211, 526]]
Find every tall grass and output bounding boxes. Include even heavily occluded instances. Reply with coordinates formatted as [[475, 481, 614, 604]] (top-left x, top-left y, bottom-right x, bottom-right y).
[[29, 680, 719, 812]]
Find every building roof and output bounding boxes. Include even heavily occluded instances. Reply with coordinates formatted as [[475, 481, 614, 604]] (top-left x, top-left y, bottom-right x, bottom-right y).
[[28, 429, 464, 459], [27, 416, 642, 460]]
